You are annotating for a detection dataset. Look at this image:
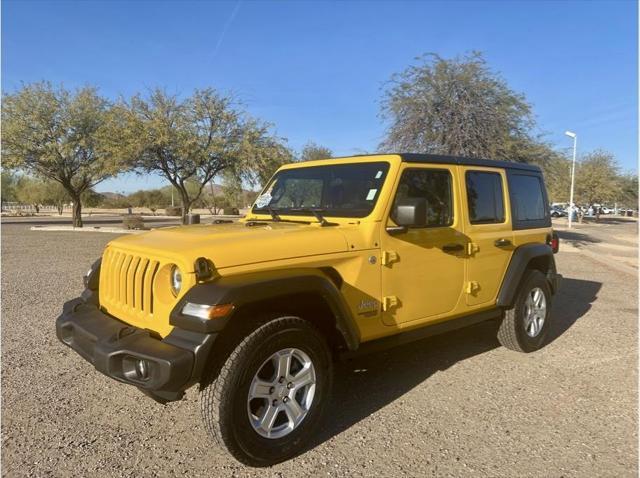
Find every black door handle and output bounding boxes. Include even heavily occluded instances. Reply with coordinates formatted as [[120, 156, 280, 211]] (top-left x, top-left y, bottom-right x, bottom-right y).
[[442, 243, 464, 253], [494, 238, 512, 247]]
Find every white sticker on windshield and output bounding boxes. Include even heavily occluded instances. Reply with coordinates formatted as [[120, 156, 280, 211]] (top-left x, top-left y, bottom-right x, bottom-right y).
[[366, 189, 377, 201], [375, 170, 383, 179], [255, 193, 272, 208]]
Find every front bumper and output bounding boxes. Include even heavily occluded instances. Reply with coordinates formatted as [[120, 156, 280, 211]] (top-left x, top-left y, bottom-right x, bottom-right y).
[[56, 298, 215, 402]]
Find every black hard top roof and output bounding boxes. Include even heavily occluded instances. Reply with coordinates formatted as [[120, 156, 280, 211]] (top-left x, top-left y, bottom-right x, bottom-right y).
[[399, 153, 541, 172], [328, 153, 542, 173]]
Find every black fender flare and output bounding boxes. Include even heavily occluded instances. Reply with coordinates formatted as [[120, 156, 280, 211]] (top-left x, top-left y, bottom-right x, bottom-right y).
[[497, 243, 558, 308], [169, 268, 360, 350]]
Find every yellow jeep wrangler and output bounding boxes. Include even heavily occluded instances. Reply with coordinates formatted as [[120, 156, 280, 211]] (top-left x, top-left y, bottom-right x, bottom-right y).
[[57, 154, 561, 465]]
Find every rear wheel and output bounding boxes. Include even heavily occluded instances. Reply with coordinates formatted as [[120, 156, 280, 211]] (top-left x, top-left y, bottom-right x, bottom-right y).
[[498, 270, 551, 352], [200, 316, 332, 466]]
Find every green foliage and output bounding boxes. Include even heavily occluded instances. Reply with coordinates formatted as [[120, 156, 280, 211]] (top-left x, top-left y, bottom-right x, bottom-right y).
[[541, 154, 572, 203], [100, 194, 130, 209], [380, 52, 534, 160], [14, 176, 46, 211], [165, 206, 183, 217], [221, 171, 244, 208], [575, 150, 620, 205], [617, 174, 638, 208], [300, 142, 333, 162], [237, 121, 295, 188], [197, 182, 228, 214], [2, 82, 123, 226], [125, 189, 166, 209], [104, 88, 284, 223], [122, 214, 145, 230], [7, 175, 73, 214], [1, 171, 18, 203], [82, 189, 104, 208]]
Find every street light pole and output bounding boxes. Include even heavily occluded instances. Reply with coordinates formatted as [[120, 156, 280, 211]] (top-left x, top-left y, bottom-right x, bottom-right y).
[[565, 131, 577, 229]]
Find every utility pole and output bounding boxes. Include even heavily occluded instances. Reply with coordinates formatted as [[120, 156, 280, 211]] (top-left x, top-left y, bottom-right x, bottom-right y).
[[565, 131, 578, 229]]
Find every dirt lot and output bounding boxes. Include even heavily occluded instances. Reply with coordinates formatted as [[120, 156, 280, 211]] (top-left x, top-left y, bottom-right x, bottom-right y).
[[1, 220, 637, 477]]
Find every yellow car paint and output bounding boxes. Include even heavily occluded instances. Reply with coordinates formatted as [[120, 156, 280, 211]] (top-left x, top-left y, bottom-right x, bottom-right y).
[[98, 154, 552, 342]]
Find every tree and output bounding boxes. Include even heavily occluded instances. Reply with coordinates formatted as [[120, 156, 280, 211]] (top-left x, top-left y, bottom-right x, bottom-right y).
[[2, 82, 122, 226], [1, 171, 18, 206], [541, 154, 572, 204], [14, 176, 46, 212], [300, 142, 332, 162], [221, 171, 244, 209], [82, 189, 104, 208], [108, 88, 274, 224], [143, 189, 166, 214], [379, 52, 535, 160], [575, 150, 620, 205], [199, 183, 229, 215], [11, 175, 74, 214], [617, 173, 638, 208], [45, 180, 72, 214], [238, 123, 294, 188]]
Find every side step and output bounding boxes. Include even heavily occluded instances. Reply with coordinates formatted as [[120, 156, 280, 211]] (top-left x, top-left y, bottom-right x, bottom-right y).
[[340, 308, 502, 360]]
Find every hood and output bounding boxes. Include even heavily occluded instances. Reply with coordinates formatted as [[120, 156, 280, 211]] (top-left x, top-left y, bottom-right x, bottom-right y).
[[109, 221, 350, 271]]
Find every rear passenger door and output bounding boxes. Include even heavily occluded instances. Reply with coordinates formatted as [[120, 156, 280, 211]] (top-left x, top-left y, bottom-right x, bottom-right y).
[[461, 167, 514, 307]]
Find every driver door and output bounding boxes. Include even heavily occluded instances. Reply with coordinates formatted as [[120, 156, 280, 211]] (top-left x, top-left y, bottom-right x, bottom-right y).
[[380, 165, 466, 327]]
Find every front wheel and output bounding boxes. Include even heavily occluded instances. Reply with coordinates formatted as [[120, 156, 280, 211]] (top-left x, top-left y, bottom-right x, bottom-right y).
[[200, 316, 332, 466], [497, 270, 552, 352]]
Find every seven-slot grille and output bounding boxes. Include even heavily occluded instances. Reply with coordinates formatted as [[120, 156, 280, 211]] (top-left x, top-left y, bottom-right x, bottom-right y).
[[101, 248, 160, 316]]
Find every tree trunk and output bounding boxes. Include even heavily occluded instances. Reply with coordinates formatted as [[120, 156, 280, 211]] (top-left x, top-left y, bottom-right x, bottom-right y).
[[72, 197, 83, 227], [180, 191, 192, 225]]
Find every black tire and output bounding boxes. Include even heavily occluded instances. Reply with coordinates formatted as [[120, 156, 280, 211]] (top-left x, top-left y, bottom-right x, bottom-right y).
[[200, 316, 332, 466], [497, 270, 552, 353]]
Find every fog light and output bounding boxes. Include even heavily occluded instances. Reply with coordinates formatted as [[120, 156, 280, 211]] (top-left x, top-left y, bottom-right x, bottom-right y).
[[135, 359, 149, 380]]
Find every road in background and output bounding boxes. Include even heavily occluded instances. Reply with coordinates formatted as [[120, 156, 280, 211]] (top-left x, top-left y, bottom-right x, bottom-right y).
[[1, 221, 637, 477], [553, 217, 637, 272]]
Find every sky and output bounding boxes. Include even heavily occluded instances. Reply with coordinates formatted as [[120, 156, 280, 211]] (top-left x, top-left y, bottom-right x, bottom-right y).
[[2, 0, 638, 193]]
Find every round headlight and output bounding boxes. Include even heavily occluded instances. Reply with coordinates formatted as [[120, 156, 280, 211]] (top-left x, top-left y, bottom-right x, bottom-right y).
[[170, 265, 182, 296]]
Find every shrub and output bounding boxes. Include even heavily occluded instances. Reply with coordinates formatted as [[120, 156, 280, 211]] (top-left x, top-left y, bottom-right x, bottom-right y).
[[165, 206, 183, 217], [122, 214, 145, 230]]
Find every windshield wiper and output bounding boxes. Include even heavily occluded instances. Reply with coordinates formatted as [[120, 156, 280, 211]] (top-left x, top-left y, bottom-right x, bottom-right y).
[[248, 207, 310, 226], [289, 208, 336, 227]]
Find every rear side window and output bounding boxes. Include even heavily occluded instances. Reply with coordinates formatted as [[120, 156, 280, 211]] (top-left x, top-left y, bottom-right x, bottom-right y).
[[465, 171, 505, 224], [508, 173, 550, 228]]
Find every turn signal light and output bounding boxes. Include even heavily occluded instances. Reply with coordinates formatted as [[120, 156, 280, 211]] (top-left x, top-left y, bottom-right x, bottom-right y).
[[182, 302, 234, 320]]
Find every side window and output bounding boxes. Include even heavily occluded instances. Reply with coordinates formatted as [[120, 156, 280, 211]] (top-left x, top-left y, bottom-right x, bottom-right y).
[[392, 169, 453, 227], [466, 171, 505, 224], [509, 174, 548, 223]]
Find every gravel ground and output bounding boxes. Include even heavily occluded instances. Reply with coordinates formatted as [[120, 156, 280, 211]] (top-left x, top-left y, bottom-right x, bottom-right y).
[[1, 222, 637, 477]]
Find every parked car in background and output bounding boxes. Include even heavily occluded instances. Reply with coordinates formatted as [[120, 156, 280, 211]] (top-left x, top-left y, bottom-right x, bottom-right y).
[[550, 206, 566, 217]]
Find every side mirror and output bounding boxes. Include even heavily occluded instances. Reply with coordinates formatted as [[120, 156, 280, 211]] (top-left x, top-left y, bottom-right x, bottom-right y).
[[387, 198, 427, 234]]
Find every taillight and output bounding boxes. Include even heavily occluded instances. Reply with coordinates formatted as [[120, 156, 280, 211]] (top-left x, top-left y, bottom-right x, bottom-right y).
[[547, 231, 559, 253]]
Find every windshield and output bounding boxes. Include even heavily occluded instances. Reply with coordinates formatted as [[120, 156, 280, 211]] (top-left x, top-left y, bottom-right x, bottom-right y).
[[252, 162, 390, 218]]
